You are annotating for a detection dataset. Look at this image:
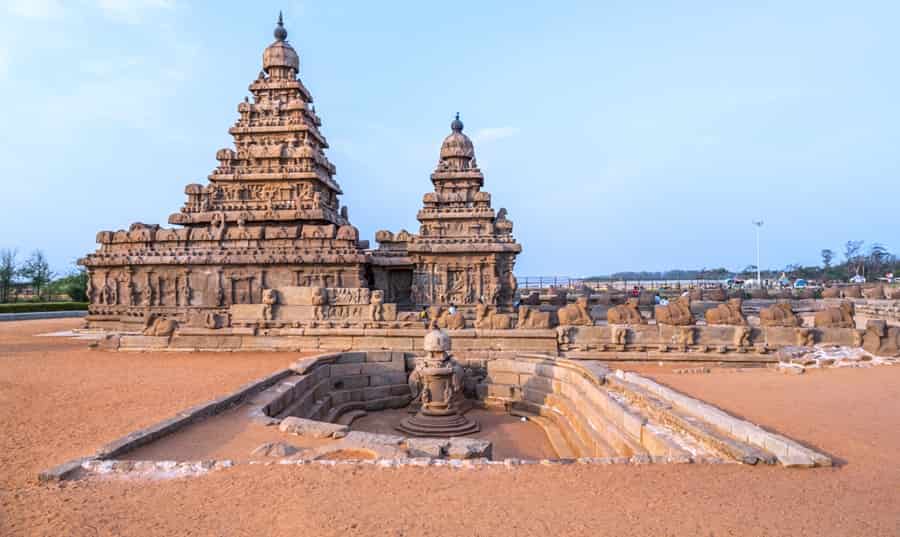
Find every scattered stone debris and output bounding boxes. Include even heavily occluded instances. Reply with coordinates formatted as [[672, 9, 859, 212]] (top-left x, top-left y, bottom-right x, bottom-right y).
[[251, 442, 299, 458], [278, 416, 348, 439], [446, 437, 492, 460], [776, 345, 897, 373]]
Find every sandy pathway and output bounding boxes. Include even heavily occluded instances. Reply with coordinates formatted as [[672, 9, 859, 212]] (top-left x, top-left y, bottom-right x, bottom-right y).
[[1, 319, 898, 536]]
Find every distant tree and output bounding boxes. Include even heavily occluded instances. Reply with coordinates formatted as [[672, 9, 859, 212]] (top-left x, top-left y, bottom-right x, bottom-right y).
[[50, 269, 88, 302], [844, 240, 865, 277], [820, 249, 834, 269], [0, 249, 18, 303], [20, 250, 54, 301], [868, 243, 890, 275]]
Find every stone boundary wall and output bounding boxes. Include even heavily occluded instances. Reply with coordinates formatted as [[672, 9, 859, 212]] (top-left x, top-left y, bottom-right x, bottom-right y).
[[479, 357, 690, 460], [94, 324, 868, 363], [609, 371, 831, 467], [480, 355, 831, 467]]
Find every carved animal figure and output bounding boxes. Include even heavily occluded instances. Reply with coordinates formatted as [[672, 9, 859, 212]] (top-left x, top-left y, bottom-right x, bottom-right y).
[[557, 297, 593, 326], [821, 286, 841, 298], [704, 298, 747, 326], [655, 297, 694, 326], [862, 285, 886, 299], [759, 303, 801, 327], [607, 298, 645, 325], [474, 303, 513, 329], [142, 315, 178, 337], [517, 306, 556, 329], [814, 301, 855, 329], [842, 285, 862, 298], [704, 287, 727, 302], [862, 320, 900, 357], [435, 308, 466, 330]]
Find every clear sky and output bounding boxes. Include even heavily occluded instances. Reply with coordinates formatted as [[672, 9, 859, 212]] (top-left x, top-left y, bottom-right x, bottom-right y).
[[0, 0, 896, 277]]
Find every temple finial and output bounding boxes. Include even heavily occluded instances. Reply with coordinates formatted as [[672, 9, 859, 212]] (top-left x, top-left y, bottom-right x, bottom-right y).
[[451, 112, 463, 132], [274, 11, 287, 41]]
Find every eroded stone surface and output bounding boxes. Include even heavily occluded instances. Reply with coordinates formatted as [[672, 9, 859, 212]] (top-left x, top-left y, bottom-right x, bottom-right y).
[[446, 437, 492, 460], [278, 417, 348, 439], [251, 442, 299, 457]]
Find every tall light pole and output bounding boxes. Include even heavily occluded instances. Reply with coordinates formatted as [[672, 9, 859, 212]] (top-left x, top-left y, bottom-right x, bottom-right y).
[[753, 220, 764, 287]]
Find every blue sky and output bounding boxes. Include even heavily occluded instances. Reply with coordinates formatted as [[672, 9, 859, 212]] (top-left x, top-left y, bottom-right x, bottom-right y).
[[0, 1, 896, 277]]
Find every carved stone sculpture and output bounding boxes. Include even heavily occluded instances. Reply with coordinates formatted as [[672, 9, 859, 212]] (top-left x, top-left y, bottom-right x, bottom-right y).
[[759, 303, 801, 327], [704, 298, 747, 326], [473, 303, 513, 329], [397, 329, 478, 436], [795, 328, 816, 346], [607, 298, 645, 325], [821, 286, 841, 298], [842, 285, 862, 299], [142, 315, 178, 337], [517, 306, 555, 329], [261, 288, 278, 321], [862, 285, 886, 300], [655, 297, 694, 326], [436, 308, 466, 330], [557, 297, 593, 326], [734, 326, 751, 347], [311, 287, 327, 320], [704, 287, 727, 302], [814, 301, 855, 329], [369, 290, 384, 322], [862, 320, 900, 357]]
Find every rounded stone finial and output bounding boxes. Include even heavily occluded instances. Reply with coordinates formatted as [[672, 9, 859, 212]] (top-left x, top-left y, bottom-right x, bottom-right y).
[[450, 112, 463, 133], [423, 328, 451, 352], [274, 11, 287, 41]]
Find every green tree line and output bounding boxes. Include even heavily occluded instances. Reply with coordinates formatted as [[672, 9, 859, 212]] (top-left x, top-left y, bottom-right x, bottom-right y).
[[0, 249, 87, 303]]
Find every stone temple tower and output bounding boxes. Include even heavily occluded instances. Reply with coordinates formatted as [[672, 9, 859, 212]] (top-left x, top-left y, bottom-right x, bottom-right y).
[[79, 14, 369, 330], [372, 115, 522, 309]]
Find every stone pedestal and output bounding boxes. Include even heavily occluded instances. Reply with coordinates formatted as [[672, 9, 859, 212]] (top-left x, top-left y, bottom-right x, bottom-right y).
[[397, 329, 479, 437]]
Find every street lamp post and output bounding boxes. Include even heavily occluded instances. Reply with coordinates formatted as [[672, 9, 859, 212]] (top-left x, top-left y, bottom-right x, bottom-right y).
[[753, 220, 764, 287]]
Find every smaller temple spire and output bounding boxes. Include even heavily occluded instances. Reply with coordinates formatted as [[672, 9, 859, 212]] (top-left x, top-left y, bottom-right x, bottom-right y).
[[451, 112, 463, 133], [274, 11, 287, 41]]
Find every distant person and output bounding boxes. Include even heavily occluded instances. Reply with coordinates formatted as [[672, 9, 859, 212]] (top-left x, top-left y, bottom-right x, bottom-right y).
[[654, 293, 661, 304], [631, 286, 640, 298], [448, 303, 457, 315], [418, 306, 429, 327]]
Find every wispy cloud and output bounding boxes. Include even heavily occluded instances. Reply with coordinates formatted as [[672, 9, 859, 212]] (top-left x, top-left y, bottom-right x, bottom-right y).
[[95, 0, 175, 24], [6, 0, 63, 19], [472, 126, 520, 143]]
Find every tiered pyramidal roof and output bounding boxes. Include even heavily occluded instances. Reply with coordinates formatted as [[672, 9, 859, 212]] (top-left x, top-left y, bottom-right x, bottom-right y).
[[169, 12, 348, 230]]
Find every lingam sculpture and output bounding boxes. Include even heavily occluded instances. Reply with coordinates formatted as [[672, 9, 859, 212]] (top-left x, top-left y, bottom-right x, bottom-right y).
[[397, 328, 479, 437]]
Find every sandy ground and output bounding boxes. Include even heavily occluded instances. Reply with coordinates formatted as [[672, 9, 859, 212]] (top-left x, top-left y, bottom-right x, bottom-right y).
[[0, 319, 898, 536]]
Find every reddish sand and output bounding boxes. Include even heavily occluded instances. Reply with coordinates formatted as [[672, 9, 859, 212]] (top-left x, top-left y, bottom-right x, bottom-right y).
[[1, 319, 899, 536]]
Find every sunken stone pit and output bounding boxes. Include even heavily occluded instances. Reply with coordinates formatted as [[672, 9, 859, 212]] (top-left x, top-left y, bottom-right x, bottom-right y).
[[41, 330, 834, 483]]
